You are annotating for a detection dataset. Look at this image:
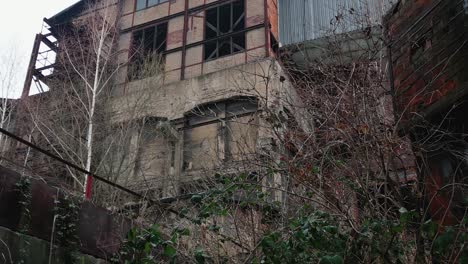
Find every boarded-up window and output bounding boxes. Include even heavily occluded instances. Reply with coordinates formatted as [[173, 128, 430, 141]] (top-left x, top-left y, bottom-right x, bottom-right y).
[[226, 114, 258, 160], [183, 98, 258, 172], [133, 119, 172, 191], [183, 123, 220, 171]]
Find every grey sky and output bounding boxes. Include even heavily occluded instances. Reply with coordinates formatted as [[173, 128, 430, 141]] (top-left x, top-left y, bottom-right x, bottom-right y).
[[0, 0, 80, 97]]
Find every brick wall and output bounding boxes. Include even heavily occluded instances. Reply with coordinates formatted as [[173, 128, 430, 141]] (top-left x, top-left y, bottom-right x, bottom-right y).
[[386, 0, 468, 126]]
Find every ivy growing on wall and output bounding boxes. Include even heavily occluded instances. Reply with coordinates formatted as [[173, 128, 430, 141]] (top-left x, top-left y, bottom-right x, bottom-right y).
[[53, 194, 80, 263], [15, 176, 32, 233], [14, 176, 32, 264]]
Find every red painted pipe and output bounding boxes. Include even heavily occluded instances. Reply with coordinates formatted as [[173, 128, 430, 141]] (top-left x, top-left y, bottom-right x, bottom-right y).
[[85, 175, 93, 200]]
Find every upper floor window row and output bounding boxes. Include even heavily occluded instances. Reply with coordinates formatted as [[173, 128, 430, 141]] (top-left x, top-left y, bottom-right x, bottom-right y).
[[136, 0, 169, 11]]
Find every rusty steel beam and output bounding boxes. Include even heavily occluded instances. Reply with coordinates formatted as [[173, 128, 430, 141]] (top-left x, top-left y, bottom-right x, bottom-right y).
[[40, 35, 57, 51], [35, 64, 56, 73], [21, 34, 42, 100]]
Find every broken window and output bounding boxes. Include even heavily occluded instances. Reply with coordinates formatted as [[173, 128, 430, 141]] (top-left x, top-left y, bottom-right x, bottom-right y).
[[204, 0, 245, 61], [129, 22, 167, 80], [136, 0, 169, 11]]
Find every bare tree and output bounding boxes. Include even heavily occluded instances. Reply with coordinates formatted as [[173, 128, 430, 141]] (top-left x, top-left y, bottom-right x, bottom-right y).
[[0, 47, 22, 153], [23, 0, 165, 201]]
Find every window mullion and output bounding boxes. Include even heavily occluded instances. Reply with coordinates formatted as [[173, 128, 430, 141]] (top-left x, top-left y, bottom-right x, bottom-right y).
[[230, 3, 234, 53], [153, 26, 159, 53], [217, 6, 220, 37], [142, 29, 146, 55], [230, 2, 233, 33], [217, 6, 220, 58]]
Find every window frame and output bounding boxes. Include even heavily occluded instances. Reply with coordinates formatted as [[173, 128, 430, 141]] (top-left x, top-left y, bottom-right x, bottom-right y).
[[135, 0, 169, 12], [128, 22, 168, 80], [203, 0, 246, 61], [182, 98, 258, 170]]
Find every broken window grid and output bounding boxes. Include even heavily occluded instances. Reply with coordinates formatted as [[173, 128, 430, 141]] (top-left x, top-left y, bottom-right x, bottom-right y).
[[204, 0, 246, 61]]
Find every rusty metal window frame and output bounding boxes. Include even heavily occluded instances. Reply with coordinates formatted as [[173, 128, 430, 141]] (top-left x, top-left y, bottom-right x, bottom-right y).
[[204, 0, 246, 61]]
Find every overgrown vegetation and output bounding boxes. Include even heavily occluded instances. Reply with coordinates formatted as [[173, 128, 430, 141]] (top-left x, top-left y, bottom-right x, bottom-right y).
[[113, 173, 467, 263], [15, 176, 31, 233], [7, 2, 466, 264], [112, 225, 190, 263], [53, 194, 80, 263], [14, 176, 31, 264]]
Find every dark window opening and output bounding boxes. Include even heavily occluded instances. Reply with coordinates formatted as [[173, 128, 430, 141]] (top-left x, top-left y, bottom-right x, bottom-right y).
[[204, 0, 245, 61], [129, 22, 168, 80], [270, 32, 279, 54], [136, 0, 169, 11]]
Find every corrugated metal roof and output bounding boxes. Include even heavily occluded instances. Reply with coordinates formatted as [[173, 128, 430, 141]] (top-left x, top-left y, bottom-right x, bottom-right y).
[[279, 0, 396, 46]]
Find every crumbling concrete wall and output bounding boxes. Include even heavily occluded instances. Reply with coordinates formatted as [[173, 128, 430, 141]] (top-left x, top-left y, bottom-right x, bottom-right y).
[[108, 58, 301, 198]]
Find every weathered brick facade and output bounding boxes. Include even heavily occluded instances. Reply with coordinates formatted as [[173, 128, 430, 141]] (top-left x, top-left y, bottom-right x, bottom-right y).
[[386, 0, 468, 225], [386, 0, 468, 127]]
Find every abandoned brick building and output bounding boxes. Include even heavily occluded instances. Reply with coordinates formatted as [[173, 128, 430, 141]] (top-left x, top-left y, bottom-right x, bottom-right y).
[[18, 0, 306, 200], [1, 0, 465, 261], [16, 0, 465, 221]]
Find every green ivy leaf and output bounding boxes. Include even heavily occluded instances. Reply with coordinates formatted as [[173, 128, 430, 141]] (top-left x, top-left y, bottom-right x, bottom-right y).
[[144, 242, 151, 254], [191, 194, 203, 204], [195, 248, 206, 264], [163, 244, 177, 258]]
